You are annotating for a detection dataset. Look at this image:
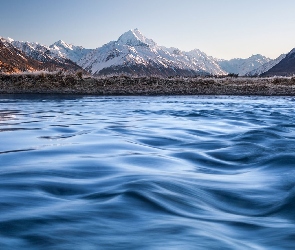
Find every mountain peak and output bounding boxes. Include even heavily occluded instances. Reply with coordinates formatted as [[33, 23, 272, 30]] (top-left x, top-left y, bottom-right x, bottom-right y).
[[51, 40, 76, 50], [117, 29, 156, 47], [249, 54, 266, 59], [6, 37, 14, 43], [53, 39, 68, 46], [0, 37, 14, 43]]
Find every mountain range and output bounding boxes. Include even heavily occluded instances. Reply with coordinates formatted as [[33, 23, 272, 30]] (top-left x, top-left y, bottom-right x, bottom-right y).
[[0, 37, 85, 74], [0, 29, 294, 77]]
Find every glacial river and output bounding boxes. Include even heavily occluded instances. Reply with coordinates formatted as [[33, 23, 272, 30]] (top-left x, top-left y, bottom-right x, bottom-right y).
[[0, 95, 294, 249]]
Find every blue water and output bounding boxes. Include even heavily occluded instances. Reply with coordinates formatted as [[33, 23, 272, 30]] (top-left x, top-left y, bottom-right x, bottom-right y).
[[0, 95, 295, 250]]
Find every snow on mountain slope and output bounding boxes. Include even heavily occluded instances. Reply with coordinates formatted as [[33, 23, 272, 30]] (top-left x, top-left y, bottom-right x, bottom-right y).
[[11, 40, 54, 62], [78, 29, 226, 76], [1, 30, 274, 77], [5, 38, 86, 72], [218, 55, 271, 76], [49, 40, 92, 63], [245, 54, 287, 76], [117, 29, 156, 47], [0, 37, 43, 73], [10, 38, 90, 65], [184, 49, 226, 75]]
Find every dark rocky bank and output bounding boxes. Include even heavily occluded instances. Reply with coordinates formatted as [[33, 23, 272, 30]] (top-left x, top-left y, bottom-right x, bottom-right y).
[[1, 73, 295, 96]]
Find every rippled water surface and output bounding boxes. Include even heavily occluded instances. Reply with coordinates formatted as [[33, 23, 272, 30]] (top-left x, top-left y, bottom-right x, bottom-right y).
[[0, 95, 295, 249]]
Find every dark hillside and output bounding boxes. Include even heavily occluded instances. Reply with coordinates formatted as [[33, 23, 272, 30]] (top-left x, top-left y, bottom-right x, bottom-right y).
[[261, 49, 295, 77]]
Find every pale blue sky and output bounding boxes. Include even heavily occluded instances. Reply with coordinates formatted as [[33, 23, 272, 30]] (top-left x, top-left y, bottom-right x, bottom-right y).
[[1, 0, 295, 59]]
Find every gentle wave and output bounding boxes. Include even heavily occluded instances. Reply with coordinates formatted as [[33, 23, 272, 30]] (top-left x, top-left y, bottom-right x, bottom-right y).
[[0, 95, 294, 249]]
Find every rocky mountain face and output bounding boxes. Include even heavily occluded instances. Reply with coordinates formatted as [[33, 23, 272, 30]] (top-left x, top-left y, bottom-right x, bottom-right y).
[[218, 55, 271, 76], [0, 37, 85, 74], [0, 38, 43, 73], [1, 29, 290, 77], [245, 54, 287, 76], [260, 49, 295, 77], [10, 39, 85, 73]]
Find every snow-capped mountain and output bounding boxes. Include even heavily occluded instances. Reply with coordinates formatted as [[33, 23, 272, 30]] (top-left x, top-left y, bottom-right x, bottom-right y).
[[0, 37, 42, 73], [176, 48, 226, 75], [6, 38, 85, 72], [11, 39, 57, 62], [245, 54, 286, 76], [11, 38, 91, 64], [78, 29, 226, 76], [218, 55, 271, 76], [49, 40, 92, 63], [1, 29, 279, 77]]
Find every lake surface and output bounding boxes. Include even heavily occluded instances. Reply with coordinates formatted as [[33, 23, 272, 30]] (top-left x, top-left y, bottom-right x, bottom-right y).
[[0, 95, 294, 250]]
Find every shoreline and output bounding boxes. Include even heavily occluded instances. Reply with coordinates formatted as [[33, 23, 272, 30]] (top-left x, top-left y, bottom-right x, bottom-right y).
[[1, 73, 295, 96]]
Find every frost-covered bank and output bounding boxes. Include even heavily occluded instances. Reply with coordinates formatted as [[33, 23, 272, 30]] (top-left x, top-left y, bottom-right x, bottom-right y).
[[1, 73, 295, 96]]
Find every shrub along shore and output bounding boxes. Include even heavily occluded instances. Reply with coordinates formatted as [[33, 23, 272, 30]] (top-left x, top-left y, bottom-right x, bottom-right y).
[[1, 72, 295, 96]]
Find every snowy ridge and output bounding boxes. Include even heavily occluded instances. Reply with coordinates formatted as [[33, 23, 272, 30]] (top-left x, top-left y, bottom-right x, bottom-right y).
[[78, 29, 227, 76], [1, 30, 278, 76], [49, 40, 92, 63], [11, 40, 54, 62], [218, 55, 271, 76], [0, 37, 44, 73], [245, 54, 287, 76], [117, 28, 156, 47], [0, 37, 29, 60], [6, 38, 91, 65], [2, 37, 85, 72]]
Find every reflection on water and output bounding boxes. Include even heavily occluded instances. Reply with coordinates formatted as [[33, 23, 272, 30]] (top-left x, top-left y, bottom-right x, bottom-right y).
[[0, 110, 17, 122], [0, 95, 295, 249]]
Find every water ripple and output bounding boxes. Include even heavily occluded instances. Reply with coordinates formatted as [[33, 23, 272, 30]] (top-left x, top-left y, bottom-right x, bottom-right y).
[[0, 95, 294, 249]]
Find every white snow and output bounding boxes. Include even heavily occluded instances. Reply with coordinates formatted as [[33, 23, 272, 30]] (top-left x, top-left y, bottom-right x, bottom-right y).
[[218, 55, 271, 76], [49, 40, 91, 63], [2, 29, 279, 76], [78, 29, 228, 75], [245, 54, 287, 76]]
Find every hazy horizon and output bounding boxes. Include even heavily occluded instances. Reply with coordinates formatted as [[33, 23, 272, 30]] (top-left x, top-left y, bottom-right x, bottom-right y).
[[1, 0, 295, 60]]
